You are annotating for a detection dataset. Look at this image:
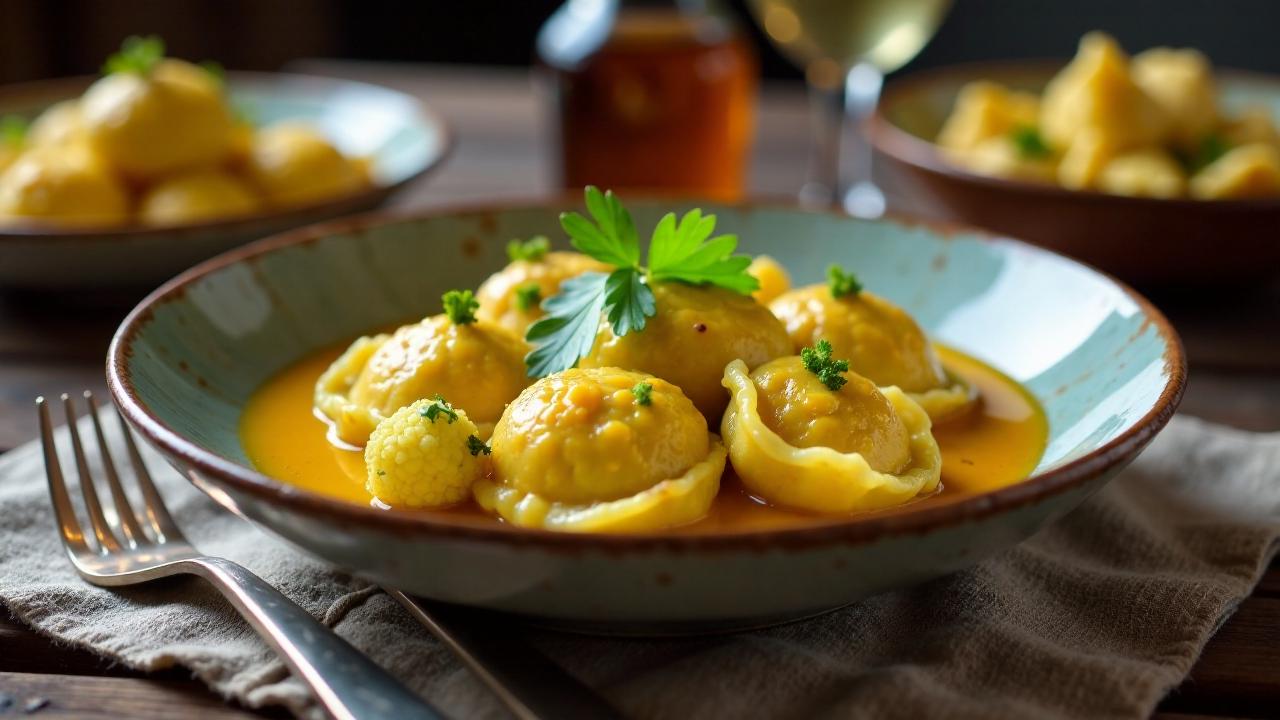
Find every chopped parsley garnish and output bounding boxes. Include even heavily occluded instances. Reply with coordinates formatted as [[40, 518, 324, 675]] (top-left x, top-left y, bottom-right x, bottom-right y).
[[1183, 133, 1231, 172], [507, 236, 551, 262], [466, 435, 491, 456], [524, 186, 758, 377], [514, 282, 541, 312], [801, 340, 850, 391], [0, 115, 27, 147], [631, 382, 653, 406], [1009, 125, 1052, 160], [442, 289, 479, 325], [420, 395, 459, 424], [827, 265, 863, 298], [200, 60, 226, 85], [103, 35, 165, 76]]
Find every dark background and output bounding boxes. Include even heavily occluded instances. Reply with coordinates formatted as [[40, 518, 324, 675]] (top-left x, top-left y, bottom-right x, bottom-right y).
[[1, 0, 1276, 85]]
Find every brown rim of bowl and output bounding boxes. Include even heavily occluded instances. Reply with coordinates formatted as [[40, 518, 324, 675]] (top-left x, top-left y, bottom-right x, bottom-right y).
[[106, 196, 1187, 552], [868, 59, 1280, 209], [0, 71, 453, 240]]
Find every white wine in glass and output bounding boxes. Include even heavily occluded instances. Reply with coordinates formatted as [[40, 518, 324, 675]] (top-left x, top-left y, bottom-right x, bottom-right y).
[[748, 0, 952, 215]]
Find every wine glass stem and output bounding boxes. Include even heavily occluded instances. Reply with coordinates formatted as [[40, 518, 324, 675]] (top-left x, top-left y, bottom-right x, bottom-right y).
[[844, 62, 884, 201], [800, 78, 845, 208]]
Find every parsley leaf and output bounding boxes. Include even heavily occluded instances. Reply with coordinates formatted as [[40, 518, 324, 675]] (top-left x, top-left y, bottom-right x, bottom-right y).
[[0, 115, 27, 147], [827, 265, 863, 298], [507, 236, 551, 262], [467, 435, 491, 456], [103, 35, 165, 76], [442, 289, 479, 325], [560, 186, 641, 268], [631, 382, 653, 406], [514, 282, 541, 311], [525, 187, 760, 377], [524, 271, 608, 377], [1009, 125, 1052, 159], [420, 395, 459, 424], [604, 268, 654, 337], [801, 340, 850, 391]]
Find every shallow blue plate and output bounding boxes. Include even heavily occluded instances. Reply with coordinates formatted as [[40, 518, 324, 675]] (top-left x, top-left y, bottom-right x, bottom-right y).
[[108, 200, 1185, 631]]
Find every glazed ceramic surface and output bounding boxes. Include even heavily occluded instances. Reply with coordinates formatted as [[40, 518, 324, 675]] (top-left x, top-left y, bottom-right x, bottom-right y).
[[0, 73, 449, 290], [108, 201, 1184, 632], [870, 63, 1280, 286]]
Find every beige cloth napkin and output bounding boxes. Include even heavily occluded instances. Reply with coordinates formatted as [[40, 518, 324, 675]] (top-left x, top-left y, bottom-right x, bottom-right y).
[[1, 413, 1277, 720]]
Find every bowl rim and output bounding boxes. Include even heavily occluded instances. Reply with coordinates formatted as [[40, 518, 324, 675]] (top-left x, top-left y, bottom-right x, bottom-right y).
[[868, 59, 1280, 209], [106, 196, 1187, 552], [0, 71, 454, 241]]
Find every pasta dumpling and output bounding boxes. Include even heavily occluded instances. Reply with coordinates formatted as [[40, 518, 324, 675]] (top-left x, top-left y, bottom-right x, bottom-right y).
[[0, 147, 129, 226], [315, 292, 530, 446], [476, 242, 608, 335], [721, 358, 941, 513], [474, 368, 726, 532], [1190, 143, 1280, 199], [1097, 149, 1186, 198], [768, 278, 974, 422], [1040, 32, 1169, 151], [1131, 47, 1217, 147], [580, 282, 792, 420], [937, 81, 1041, 153]]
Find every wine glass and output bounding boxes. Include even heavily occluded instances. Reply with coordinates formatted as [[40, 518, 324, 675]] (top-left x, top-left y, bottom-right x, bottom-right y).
[[747, 0, 952, 216]]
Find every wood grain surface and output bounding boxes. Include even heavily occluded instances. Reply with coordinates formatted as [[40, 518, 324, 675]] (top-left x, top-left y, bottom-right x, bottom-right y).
[[0, 64, 1275, 719]]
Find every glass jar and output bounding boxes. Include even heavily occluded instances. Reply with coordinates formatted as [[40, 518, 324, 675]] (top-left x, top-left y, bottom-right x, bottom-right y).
[[538, 0, 759, 200]]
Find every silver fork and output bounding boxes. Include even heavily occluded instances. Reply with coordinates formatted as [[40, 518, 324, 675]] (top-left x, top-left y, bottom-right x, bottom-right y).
[[37, 392, 444, 720]]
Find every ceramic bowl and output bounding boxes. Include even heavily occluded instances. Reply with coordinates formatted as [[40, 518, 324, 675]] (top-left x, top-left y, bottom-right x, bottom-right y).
[[869, 62, 1280, 287], [107, 200, 1185, 632], [0, 73, 449, 291]]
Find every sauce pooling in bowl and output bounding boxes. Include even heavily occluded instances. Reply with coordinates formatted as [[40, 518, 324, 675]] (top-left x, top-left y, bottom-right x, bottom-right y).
[[240, 342, 1047, 533]]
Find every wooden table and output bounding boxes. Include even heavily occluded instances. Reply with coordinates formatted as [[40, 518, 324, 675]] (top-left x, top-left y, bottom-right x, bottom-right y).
[[1, 63, 1277, 719]]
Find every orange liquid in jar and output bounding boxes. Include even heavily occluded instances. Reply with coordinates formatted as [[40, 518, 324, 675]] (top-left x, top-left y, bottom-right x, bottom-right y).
[[544, 9, 758, 201]]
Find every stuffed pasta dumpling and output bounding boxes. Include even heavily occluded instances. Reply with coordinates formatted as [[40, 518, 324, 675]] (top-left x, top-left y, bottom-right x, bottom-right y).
[[474, 368, 726, 532], [721, 349, 941, 514]]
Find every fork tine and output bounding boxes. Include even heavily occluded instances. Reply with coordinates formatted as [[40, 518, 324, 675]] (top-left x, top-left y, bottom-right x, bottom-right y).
[[62, 393, 122, 553], [113, 404, 185, 543], [38, 397, 91, 556], [84, 391, 149, 547]]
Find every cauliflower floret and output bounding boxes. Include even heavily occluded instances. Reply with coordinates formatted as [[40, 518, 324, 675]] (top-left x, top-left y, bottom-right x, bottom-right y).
[[364, 397, 489, 508]]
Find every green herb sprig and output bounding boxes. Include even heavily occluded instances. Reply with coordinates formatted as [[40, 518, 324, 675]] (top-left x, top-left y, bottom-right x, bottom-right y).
[[514, 283, 541, 312], [507, 236, 551, 262], [442, 289, 479, 326], [1009, 125, 1052, 160], [467, 435, 491, 456], [103, 35, 165, 76], [631, 382, 653, 406], [0, 115, 27, 147], [420, 395, 459, 424], [801, 340, 850, 391], [827, 265, 863, 298], [200, 60, 226, 86], [1178, 133, 1230, 173], [524, 187, 758, 377]]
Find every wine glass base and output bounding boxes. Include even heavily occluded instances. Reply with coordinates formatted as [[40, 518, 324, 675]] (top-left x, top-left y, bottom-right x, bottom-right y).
[[843, 181, 886, 219]]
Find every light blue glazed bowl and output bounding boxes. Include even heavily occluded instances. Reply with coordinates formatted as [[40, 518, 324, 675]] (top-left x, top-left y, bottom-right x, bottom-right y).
[[0, 72, 449, 290], [107, 200, 1186, 632]]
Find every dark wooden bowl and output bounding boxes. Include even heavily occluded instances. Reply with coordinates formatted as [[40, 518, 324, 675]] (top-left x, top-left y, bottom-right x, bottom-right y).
[[868, 62, 1280, 287]]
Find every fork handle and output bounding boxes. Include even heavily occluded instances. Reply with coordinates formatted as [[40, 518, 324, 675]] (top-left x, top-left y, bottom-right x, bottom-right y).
[[188, 556, 443, 720]]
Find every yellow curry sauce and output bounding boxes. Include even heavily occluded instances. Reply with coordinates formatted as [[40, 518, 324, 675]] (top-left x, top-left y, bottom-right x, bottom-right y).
[[240, 344, 1047, 533]]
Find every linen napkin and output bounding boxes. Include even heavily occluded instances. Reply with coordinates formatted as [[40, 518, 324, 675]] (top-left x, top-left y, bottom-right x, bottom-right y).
[[1, 413, 1277, 720]]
